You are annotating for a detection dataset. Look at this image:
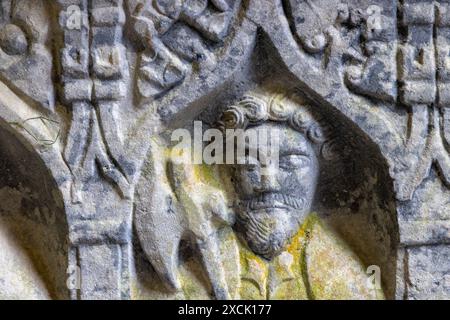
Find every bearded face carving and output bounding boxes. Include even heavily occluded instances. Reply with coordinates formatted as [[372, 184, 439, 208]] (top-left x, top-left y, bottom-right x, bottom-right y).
[[221, 90, 327, 260]]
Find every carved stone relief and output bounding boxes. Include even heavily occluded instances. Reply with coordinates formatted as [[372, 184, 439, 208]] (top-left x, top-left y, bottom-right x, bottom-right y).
[[0, 0, 448, 300]]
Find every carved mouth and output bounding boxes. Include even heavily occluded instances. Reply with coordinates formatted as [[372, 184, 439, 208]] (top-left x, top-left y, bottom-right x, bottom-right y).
[[248, 202, 290, 210], [240, 193, 305, 211]]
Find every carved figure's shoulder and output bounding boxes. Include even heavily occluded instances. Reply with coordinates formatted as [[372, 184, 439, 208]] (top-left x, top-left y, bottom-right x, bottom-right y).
[[304, 214, 385, 300]]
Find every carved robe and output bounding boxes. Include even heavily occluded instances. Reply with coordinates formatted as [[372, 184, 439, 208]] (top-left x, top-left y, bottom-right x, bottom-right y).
[[174, 214, 385, 300], [237, 214, 384, 300]]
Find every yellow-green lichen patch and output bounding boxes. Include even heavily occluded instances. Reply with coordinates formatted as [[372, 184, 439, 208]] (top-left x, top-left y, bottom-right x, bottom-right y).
[[304, 215, 385, 300]]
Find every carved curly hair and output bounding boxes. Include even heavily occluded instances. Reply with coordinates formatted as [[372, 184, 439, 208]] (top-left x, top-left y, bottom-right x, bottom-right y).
[[218, 90, 337, 160]]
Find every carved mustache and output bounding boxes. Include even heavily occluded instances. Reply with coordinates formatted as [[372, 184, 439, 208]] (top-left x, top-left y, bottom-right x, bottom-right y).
[[237, 193, 305, 211]]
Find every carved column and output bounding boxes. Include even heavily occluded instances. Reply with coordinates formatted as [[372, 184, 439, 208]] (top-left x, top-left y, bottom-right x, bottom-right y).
[[396, 0, 450, 299], [400, 0, 436, 106], [437, 1, 450, 142], [58, 0, 132, 300]]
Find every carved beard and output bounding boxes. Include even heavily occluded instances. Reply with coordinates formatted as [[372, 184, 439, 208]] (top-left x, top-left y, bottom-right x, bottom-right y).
[[235, 193, 307, 260]]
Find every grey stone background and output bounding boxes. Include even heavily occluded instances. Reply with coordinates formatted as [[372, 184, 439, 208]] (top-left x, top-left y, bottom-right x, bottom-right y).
[[0, 0, 448, 299]]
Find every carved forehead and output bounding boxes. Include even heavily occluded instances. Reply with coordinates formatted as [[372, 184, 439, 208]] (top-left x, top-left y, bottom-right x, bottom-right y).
[[243, 123, 313, 154]]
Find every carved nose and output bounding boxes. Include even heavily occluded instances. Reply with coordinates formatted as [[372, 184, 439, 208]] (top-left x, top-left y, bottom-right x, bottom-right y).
[[255, 169, 280, 193]]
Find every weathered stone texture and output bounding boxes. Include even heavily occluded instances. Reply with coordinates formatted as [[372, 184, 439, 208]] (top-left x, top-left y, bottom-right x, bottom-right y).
[[0, 0, 448, 300]]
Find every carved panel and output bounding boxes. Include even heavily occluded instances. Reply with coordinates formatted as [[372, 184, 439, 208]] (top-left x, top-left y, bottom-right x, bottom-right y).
[[0, 0, 449, 301], [129, 0, 240, 103]]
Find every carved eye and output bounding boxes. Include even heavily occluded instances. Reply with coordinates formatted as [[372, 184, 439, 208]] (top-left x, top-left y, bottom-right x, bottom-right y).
[[243, 157, 259, 172], [279, 155, 310, 170]]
